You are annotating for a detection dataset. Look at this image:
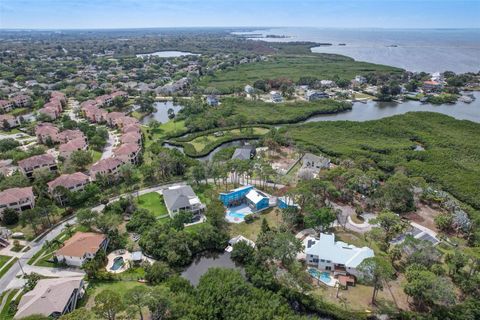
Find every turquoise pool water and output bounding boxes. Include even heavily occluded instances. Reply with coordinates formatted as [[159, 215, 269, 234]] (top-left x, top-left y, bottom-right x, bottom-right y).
[[225, 204, 253, 223], [308, 268, 332, 284], [111, 256, 125, 271]]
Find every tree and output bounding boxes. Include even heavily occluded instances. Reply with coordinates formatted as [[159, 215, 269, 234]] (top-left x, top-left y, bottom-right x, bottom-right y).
[[231, 241, 255, 265], [271, 231, 302, 266], [124, 286, 150, 320], [369, 210, 406, 251], [76, 209, 96, 230], [59, 308, 95, 320], [358, 257, 395, 305], [304, 207, 336, 236], [93, 289, 125, 320], [145, 261, 173, 285], [70, 150, 93, 170], [378, 173, 415, 213], [2, 208, 19, 225], [404, 264, 456, 309]]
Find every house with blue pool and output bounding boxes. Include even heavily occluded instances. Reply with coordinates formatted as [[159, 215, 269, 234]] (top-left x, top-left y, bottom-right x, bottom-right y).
[[220, 185, 271, 223]]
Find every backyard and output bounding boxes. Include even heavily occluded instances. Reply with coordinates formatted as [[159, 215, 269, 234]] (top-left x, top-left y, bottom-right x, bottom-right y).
[[229, 208, 283, 241], [135, 192, 169, 218]]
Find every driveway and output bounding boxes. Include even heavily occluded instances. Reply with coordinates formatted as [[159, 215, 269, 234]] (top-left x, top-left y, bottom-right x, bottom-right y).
[[100, 130, 117, 160]]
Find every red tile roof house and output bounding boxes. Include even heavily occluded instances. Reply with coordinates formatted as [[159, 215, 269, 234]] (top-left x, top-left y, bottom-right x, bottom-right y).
[[95, 94, 113, 107], [18, 154, 57, 178], [57, 129, 85, 144], [121, 131, 142, 145], [47, 172, 90, 205], [116, 116, 139, 128], [35, 123, 60, 144], [105, 112, 126, 127], [110, 91, 129, 100], [423, 80, 443, 93], [114, 143, 141, 164], [0, 100, 14, 113], [89, 157, 124, 181], [12, 94, 31, 108], [83, 105, 107, 123], [59, 137, 88, 159], [0, 114, 20, 129], [54, 232, 108, 267], [122, 123, 142, 134], [50, 91, 67, 105], [0, 187, 35, 218], [38, 99, 63, 120]]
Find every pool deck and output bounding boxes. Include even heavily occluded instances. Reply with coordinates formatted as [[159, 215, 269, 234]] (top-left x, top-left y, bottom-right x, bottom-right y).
[[225, 204, 254, 223], [106, 250, 131, 274]]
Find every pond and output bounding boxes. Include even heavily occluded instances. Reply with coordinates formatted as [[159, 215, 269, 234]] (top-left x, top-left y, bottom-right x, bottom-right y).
[[136, 51, 200, 58], [181, 252, 244, 286], [306, 91, 480, 123], [141, 101, 183, 124]]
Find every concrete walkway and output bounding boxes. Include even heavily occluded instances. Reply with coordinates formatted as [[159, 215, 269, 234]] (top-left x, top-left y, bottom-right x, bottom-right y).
[[100, 129, 117, 160]]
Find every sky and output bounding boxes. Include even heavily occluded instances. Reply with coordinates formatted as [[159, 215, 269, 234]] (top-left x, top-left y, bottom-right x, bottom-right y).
[[0, 0, 479, 30]]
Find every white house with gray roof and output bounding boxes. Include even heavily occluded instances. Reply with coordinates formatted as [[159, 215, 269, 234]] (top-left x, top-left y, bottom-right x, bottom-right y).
[[162, 185, 205, 218], [305, 233, 374, 277], [14, 277, 84, 319]]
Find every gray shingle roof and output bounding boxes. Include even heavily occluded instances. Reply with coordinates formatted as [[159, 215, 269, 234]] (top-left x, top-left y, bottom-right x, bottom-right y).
[[163, 185, 197, 212]]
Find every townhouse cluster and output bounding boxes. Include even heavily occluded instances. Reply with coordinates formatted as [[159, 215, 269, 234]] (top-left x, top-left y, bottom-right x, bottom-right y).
[[79, 91, 143, 181], [35, 122, 88, 159], [38, 91, 67, 120], [0, 94, 32, 129]]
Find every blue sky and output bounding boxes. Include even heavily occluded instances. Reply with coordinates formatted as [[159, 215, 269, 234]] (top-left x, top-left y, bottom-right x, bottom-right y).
[[1, 0, 479, 29]]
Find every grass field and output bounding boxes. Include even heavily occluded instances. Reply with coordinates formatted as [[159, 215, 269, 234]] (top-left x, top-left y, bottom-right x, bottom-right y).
[[83, 281, 146, 309], [188, 127, 269, 152], [282, 112, 480, 219], [136, 192, 169, 217], [0, 289, 20, 319], [0, 255, 10, 269], [229, 208, 283, 241], [198, 55, 402, 93]]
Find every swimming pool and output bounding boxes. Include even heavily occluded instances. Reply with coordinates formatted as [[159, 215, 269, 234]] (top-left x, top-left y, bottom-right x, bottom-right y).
[[110, 256, 125, 271], [308, 268, 334, 285], [225, 204, 253, 223]]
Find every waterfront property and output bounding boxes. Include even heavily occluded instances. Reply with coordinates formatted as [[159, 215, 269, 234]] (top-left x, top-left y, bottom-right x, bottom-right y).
[[14, 277, 84, 319], [54, 232, 108, 267], [220, 185, 271, 223], [106, 249, 149, 273], [162, 185, 206, 219], [305, 233, 374, 278]]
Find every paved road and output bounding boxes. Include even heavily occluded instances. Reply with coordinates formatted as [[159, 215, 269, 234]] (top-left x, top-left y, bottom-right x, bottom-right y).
[[100, 130, 117, 160], [0, 217, 76, 294]]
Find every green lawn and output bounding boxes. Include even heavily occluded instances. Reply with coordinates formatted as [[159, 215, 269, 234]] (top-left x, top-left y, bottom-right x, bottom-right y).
[[187, 127, 269, 153], [83, 281, 146, 309], [136, 192, 169, 217], [198, 54, 402, 93], [0, 289, 20, 319], [0, 255, 11, 269], [229, 208, 283, 241], [90, 149, 102, 163], [0, 258, 17, 279], [282, 112, 480, 222]]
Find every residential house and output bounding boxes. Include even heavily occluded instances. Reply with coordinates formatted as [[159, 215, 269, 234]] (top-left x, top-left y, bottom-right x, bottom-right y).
[[0, 187, 35, 217], [113, 143, 141, 164], [206, 95, 219, 106], [244, 85, 254, 94], [270, 91, 283, 103], [305, 233, 374, 277], [12, 94, 31, 108], [298, 153, 330, 179], [89, 157, 124, 180], [0, 100, 14, 113], [54, 232, 108, 267], [219, 185, 270, 212], [48, 172, 90, 205], [105, 112, 125, 127], [0, 114, 20, 129], [278, 196, 300, 210], [320, 80, 335, 88], [305, 90, 329, 101], [122, 123, 142, 135], [423, 80, 443, 92], [231, 146, 256, 160], [57, 129, 85, 144], [18, 154, 57, 178], [59, 137, 88, 159], [121, 131, 142, 145], [14, 277, 85, 319], [35, 123, 59, 144], [162, 185, 206, 218]]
